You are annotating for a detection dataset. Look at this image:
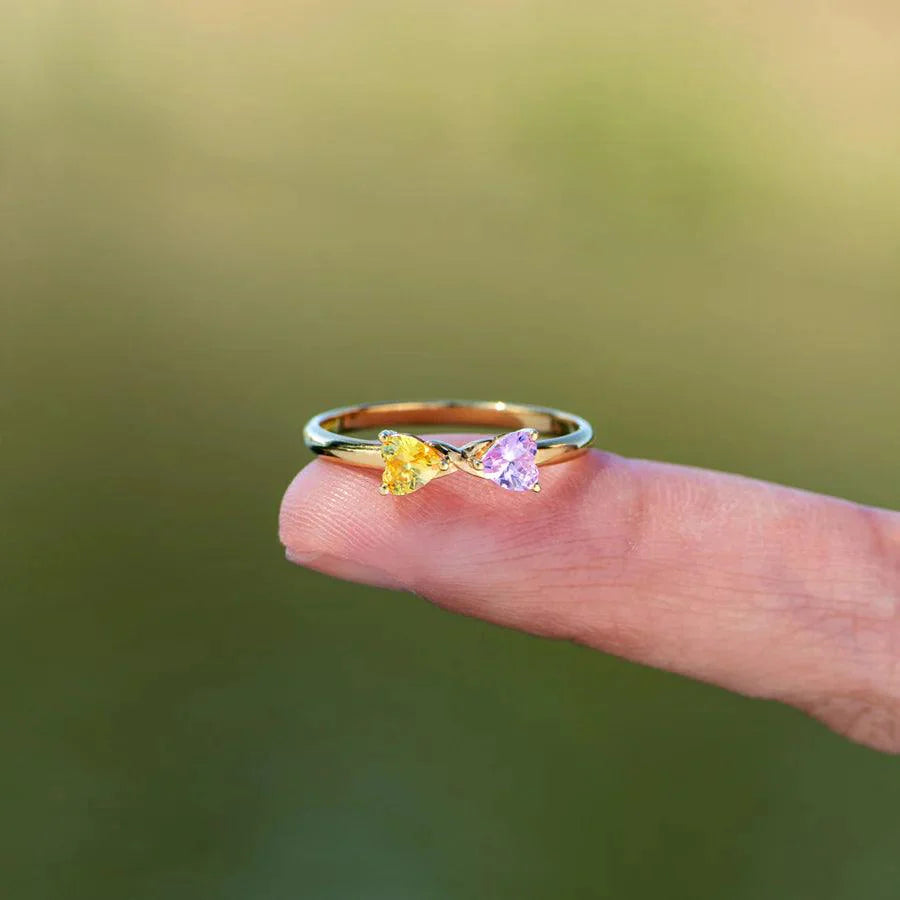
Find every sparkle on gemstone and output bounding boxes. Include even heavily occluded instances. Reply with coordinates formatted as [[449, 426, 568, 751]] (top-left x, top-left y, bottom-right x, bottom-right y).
[[479, 428, 539, 491], [380, 433, 445, 495]]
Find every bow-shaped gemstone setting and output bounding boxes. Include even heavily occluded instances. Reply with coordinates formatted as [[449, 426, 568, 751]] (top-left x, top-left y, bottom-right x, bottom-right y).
[[378, 428, 541, 495]]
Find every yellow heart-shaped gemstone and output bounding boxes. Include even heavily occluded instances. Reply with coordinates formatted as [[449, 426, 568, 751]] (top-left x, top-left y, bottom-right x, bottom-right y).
[[380, 433, 445, 495]]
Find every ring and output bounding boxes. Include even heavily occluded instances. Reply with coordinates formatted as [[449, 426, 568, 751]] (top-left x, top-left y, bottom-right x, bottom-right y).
[[303, 400, 593, 496]]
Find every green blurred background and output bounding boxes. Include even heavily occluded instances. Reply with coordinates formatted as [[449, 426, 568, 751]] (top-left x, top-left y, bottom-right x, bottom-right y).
[[3, 1, 900, 897]]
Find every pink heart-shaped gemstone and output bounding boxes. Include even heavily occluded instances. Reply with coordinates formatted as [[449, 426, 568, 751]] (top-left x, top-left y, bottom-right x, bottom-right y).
[[480, 429, 539, 491]]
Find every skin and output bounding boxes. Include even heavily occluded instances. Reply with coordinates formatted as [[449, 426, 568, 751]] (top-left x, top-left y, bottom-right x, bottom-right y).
[[279, 436, 900, 753]]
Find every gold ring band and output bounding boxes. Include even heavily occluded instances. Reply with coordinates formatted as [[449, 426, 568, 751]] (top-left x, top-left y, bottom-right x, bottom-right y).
[[303, 400, 593, 496]]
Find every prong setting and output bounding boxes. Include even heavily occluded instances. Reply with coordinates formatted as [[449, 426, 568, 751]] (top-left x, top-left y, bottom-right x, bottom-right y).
[[473, 428, 540, 492], [378, 432, 447, 495]]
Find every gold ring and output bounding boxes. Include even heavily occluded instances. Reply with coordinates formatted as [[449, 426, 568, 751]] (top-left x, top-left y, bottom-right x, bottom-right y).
[[303, 400, 593, 496]]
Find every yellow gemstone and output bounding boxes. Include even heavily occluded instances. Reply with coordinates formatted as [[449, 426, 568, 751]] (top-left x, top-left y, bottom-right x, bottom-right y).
[[380, 433, 444, 495]]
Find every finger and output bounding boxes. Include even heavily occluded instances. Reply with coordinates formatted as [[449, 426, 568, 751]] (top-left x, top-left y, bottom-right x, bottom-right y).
[[279, 439, 900, 752]]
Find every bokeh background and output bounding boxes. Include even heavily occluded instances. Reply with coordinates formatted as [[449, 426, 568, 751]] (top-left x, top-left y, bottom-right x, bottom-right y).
[[3, 1, 900, 898]]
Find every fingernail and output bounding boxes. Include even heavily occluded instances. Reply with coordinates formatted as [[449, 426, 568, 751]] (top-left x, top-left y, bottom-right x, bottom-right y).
[[284, 548, 407, 591]]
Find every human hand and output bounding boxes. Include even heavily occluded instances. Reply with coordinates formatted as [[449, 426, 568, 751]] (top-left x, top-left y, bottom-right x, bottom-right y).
[[280, 441, 900, 753]]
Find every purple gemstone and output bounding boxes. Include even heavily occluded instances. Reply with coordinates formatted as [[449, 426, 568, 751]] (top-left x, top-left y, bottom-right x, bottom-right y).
[[480, 429, 539, 491]]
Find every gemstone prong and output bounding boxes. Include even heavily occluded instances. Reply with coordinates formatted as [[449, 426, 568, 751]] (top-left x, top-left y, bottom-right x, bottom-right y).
[[530, 429, 540, 441], [379, 484, 390, 495], [531, 483, 542, 493], [378, 429, 396, 442]]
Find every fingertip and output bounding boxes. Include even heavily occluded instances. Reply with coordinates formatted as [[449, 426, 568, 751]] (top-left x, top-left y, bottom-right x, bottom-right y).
[[284, 546, 408, 591], [278, 460, 382, 560], [277, 449, 611, 600]]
